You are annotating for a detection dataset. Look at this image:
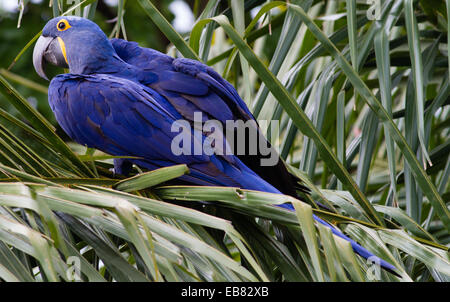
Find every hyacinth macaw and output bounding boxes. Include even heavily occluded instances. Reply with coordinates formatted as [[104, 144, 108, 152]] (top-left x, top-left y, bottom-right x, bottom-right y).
[[32, 16, 398, 276]]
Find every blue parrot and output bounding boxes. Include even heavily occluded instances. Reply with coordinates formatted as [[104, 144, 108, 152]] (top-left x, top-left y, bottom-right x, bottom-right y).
[[32, 16, 398, 276]]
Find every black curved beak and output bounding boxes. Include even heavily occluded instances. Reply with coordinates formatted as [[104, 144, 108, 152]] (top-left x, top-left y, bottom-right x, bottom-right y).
[[33, 35, 69, 80]]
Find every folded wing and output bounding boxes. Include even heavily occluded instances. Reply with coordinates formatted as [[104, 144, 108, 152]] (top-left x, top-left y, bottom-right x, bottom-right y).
[[110, 38, 308, 197], [48, 73, 280, 193]]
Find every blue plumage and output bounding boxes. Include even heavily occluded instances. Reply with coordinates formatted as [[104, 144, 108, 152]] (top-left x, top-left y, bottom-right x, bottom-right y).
[[34, 16, 398, 276]]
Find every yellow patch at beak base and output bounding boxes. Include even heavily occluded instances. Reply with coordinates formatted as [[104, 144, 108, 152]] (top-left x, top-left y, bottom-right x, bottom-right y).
[[57, 37, 69, 66]]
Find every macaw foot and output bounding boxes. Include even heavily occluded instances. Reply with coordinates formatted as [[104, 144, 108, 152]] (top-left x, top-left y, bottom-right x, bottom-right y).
[[113, 158, 133, 176]]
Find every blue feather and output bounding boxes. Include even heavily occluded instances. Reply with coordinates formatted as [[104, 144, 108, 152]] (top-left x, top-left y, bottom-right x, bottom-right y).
[[42, 18, 399, 277]]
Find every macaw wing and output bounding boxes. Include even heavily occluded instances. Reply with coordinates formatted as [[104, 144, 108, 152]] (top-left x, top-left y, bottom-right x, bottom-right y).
[[110, 38, 254, 123], [110, 38, 307, 196], [48, 73, 280, 191]]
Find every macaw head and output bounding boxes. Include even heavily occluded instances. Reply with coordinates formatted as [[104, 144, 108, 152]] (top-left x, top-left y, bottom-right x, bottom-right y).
[[33, 16, 118, 80]]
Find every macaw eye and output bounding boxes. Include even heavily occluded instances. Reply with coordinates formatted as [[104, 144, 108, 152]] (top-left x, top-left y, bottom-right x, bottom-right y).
[[56, 19, 71, 31]]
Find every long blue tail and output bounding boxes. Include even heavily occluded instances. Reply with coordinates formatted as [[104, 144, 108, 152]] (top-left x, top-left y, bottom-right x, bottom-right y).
[[279, 203, 399, 276], [224, 161, 400, 276], [138, 156, 400, 277]]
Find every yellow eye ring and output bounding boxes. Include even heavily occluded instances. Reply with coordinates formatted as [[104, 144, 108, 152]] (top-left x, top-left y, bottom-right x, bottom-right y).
[[56, 19, 71, 31]]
